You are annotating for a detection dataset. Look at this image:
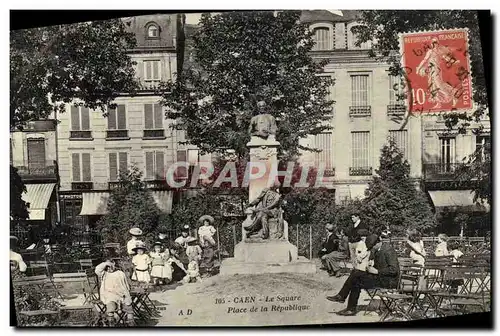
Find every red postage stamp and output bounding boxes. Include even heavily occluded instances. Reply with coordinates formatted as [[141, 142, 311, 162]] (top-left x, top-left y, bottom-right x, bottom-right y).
[[400, 29, 473, 113]]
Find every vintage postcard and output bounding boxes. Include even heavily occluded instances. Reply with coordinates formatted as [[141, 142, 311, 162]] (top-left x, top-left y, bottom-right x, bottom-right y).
[[9, 9, 491, 327]]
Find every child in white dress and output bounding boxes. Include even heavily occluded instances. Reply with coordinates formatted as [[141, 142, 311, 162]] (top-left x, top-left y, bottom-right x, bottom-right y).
[[183, 257, 202, 283], [434, 233, 449, 257], [354, 229, 370, 271], [150, 242, 169, 285], [198, 215, 217, 247], [186, 237, 203, 262], [131, 243, 151, 283], [407, 230, 426, 266]]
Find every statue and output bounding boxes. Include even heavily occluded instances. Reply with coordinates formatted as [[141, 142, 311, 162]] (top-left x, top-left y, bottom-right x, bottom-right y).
[[243, 181, 284, 240], [248, 101, 277, 140]]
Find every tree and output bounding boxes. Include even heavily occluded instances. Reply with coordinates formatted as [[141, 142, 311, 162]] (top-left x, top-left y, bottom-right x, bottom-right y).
[[10, 18, 138, 130], [160, 11, 334, 160], [353, 10, 490, 203], [10, 166, 29, 221], [96, 167, 162, 249], [362, 139, 436, 236]]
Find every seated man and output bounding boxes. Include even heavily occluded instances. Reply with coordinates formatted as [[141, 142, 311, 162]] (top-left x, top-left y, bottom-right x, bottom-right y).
[[326, 234, 400, 316], [95, 260, 134, 326], [319, 224, 348, 277]]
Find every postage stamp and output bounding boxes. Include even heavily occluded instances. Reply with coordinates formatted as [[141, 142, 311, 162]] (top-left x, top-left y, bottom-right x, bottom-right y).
[[400, 28, 473, 114]]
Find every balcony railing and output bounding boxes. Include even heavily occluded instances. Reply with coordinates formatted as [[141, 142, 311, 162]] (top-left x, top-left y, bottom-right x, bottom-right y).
[[17, 165, 57, 179], [349, 106, 371, 117], [143, 129, 165, 139], [423, 163, 463, 181], [349, 167, 372, 176], [324, 168, 336, 177], [106, 130, 129, 139], [70, 130, 92, 140], [71, 182, 93, 190], [387, 104, 406, 115]]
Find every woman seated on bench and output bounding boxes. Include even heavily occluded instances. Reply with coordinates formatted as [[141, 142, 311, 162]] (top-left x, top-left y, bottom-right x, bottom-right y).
[[318, 224, 349, 277]]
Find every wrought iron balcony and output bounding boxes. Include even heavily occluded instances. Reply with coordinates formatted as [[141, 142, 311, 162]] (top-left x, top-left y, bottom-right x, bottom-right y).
[[70, 130, 92, 140], [71, 182, 93, 190], [423, 163, 463, 181], [324, 168, 336, 177], [106, 130, 129, 139], [16, 165, 58, 181], [349, 167, 372, 176], [143, 129, 165, 139], [349, 106, 371, 117], [387, 104, 406, 115]]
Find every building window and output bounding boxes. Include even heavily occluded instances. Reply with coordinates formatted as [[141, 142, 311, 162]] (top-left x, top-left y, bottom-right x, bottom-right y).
[[312, 27, 331, 51], [109, 152, 128, 181], [144, 60, 161, 81], [147, 24, 159, 38], [439, 137, 456, 172], [350, 74, 371, 116], [144, 103, 164, 138], [312, 133, 334, 176], [317, 74, 335, 115], [107, 104, 128, 138], [70, 106, 91, 139], [145, 151, 165, 180], [62, 198, 87, 230], [476, 135, 490, 162], [72, 153, 92, 182], [389, 130, 408, 160], [350, 131, 371, 175], [27, 138, 46, 170], [347, 24, 371, 50]]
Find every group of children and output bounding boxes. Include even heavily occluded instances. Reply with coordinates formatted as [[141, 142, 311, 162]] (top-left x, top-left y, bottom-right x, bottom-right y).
[[406, 231, 464, 266]]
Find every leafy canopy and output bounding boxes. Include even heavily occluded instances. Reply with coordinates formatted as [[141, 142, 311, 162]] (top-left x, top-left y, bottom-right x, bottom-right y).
[[160, 10, 334, 160]]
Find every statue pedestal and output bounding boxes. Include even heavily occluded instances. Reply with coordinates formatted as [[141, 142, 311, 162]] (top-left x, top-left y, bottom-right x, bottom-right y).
[[234, 240, 298, 263]]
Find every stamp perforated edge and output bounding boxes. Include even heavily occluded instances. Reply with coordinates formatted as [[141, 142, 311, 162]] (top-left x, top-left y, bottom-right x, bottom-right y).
[[397, 27, 474, 117]]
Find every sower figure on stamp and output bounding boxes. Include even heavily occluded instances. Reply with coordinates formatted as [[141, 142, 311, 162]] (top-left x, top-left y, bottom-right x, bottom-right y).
[[244, 181, 283, 240]]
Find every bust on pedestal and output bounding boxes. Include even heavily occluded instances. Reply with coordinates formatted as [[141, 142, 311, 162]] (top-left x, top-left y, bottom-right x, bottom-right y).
[[220, 105, 316, 275]]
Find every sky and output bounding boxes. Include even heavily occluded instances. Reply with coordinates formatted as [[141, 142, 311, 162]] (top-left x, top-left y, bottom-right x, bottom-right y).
[[184, 10, 343, 25]]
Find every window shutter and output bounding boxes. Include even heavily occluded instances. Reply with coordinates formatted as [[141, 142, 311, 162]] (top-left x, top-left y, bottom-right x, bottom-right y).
[[176, 150, 187, 178], [144, 104, 154, 129], [154, 104, 163, 129], [27, 139, 46, 170], [108, 107, 117, 130], [81, 153, 91, 181], [81, 107, 90, 130], [119, 152, 128, 176], [109, 152, 118, 181], [72, 153, 81, 182], [155, 151, 164, 180], [145, 152, 154, 179], [153, 61, 159, 80], [145, 61, 152, 80], [117, 105, 126, 129], [71, 106, 80, 130]]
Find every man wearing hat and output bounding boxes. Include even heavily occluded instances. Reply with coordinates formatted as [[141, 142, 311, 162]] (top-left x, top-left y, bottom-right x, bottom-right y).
[[318, 224, 347, 277], [327, 234, 400, 316], [198, 215, 217, 247], [127, 228, 144, 256], [346, 212, 369, 267]]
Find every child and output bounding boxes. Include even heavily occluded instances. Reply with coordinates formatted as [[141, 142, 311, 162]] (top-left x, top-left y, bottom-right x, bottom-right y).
[[435, 233, 449, 257], [127, 228, 144, 256], [183, 257, 202, 284], [150, 242, 170, 286], [447, 240, 465, 293], [354, 229, 370, 271], [95, 260, 134, 326], [407, 229, 426, 266], [198, 215, 217, 247], [186, 237, 203, 262], [131, 243, 151, 283]]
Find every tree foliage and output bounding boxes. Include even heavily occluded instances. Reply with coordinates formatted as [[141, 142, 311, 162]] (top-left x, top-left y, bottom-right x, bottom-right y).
[[353, 10, 490, 203], [160, 11, 334, 160], [362, 139, 436, 235], [10, 166, 29, 221], [10, 18, 138, 129], [96, 167, 162, 248]]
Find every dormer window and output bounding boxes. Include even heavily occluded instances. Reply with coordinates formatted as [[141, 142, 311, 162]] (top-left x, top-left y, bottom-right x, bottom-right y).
[[347, 23, 372, 50], [147, 23, 160, 39], [310, 23, 334, 51]]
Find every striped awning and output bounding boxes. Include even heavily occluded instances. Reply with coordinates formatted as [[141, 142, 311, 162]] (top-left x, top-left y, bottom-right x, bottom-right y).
[[79, 190, 173, 215], [79, 192, 110, 216], [152, 190, 173, 214], [428, 190, 490, 212], [21, 183, 56, 220]]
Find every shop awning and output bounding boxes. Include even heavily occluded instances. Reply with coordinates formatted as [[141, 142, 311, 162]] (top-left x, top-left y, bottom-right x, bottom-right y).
[[79, 192, 110, 216], [152, 190, 173, 214], [428, 190, 490, 212], [21, 183, 56, 220]]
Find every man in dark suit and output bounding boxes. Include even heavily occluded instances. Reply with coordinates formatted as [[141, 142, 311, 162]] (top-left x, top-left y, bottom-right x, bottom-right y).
[[327, 234, 400, 316], [346, 213, 369, 267], [318, 224, 347, 276]]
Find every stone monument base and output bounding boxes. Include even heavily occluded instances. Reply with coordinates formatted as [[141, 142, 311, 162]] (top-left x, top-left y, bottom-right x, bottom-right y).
[[219, 240, 316, 275]]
